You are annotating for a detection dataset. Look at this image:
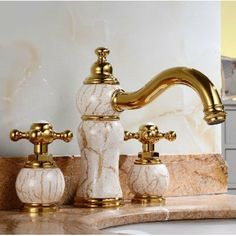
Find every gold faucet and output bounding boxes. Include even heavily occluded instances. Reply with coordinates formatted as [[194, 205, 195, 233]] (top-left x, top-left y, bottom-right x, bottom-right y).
[[112, 67, 226, 125], [75, 47, 226, 208]]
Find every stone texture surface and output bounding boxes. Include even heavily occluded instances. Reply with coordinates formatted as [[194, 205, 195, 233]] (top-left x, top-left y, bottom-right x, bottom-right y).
[[0, 156, 80, 210], [0, 2, 221, 157], [76, 120, 123, 199], [0, 194, 235, 234], [0, 154, 228, 210], [120, 154, 228, 199], [16, 168, 65, 204], [128, 163, 169, 196], [76, 83, 124, 200], [76, 84, 121, 116]]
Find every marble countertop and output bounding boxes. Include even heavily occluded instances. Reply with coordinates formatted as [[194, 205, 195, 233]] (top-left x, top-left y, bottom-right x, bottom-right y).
[[0, 194, 236, 234]]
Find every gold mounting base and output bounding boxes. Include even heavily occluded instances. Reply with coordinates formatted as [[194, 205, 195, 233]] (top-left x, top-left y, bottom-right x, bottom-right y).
[[74, 197, 124, 208], [134, 158, 162, 165], [132, 195, 165, 205], [22, 203, 59, 213]]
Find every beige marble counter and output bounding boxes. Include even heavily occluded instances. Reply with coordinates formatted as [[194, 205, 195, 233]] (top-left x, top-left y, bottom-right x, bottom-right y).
[[0, 194, 236, 234]]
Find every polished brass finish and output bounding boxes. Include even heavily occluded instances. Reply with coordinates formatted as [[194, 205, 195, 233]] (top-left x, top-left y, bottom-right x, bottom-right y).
[[132, 194, 165, 205], [10, 122, 73, 168], [22, 203, 58, 213], [84, 47, 120, 85], [81, 115, 120, 121], [23, 154, 57, 168], [74, 197, 124, 208], [112, 67, 226, 125], [134, 157, 162, 165], [124, 123, 176, 165]]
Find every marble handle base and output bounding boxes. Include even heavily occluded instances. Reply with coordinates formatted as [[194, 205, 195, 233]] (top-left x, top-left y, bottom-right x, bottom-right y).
[[128, 163, 169, 204], [15, 167, 65, 212]]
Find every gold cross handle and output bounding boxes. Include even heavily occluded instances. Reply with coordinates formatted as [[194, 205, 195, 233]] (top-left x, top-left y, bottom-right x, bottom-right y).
[[124, 123, 176, 144], [124, 123, 176, 164], [10, 122, 73, 156]]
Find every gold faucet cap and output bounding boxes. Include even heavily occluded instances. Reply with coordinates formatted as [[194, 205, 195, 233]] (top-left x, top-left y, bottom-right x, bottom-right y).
[[83, 47, 120, 85], [10, 122, 73, 168]]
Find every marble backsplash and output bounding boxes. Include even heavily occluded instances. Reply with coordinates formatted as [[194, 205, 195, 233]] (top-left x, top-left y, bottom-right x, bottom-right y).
[[0, 1, 221, 156]]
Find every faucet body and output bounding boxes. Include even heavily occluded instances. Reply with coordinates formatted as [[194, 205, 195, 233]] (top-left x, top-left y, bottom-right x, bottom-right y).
[[75, 84, 124, 207], [74, 48, 226, 208]]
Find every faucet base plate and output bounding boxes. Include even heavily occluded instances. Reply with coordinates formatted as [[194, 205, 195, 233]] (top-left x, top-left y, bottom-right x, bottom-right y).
[[74, 197, 124, 208], [132, 195, 165, 205], [22, 203, 59, 213]]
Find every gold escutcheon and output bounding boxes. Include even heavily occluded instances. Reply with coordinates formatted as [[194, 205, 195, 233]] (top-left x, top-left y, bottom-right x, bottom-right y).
[[74, 197, 124, 208]]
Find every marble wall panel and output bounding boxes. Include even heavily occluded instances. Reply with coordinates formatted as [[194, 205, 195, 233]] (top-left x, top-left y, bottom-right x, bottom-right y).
[[0, 1, 221, 156]]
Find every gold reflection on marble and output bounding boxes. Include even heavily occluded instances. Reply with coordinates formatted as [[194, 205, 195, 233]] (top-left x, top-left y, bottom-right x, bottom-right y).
[[132, 194, 165, 205]]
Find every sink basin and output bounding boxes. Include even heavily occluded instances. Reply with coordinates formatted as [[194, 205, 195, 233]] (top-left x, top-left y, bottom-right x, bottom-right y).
[[102, 219, 236, 235]]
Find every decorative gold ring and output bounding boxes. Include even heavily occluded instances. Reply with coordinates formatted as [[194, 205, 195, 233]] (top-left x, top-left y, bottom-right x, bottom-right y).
[[83, 76, 120, 85], [24, 160, 57, 169], [111, 89, 126, 112], [204, 105, 226, 125], [134, 158, 162, 165], [74, 197, 124, 208], [22, 203, 58, 213], [81, 115, 120, 121]]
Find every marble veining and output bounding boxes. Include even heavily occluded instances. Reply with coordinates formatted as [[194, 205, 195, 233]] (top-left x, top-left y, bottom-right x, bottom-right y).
[[128, 164, 169, 196], [76, 120, 124, 198], [76, 81, 125, 200], [76, 84, 121, 116], [16, 168, 65, 204], [120, 154, 227, 200], [0, 2, 221, 156]]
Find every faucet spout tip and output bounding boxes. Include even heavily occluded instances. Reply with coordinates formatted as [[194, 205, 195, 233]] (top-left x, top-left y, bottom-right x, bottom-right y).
[[204, 105, 226, 125]]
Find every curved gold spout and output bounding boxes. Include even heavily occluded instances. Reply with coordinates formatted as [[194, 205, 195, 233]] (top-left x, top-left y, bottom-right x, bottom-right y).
[[112, 67, 226, 125]]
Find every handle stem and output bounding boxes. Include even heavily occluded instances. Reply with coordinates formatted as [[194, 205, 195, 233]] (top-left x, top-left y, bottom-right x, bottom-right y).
[[34, 143, 48, 156]]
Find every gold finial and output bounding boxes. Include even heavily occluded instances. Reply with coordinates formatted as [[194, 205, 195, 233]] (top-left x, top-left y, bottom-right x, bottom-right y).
[[124, 123, 176, 165], [95, 47, 110, 62], [83, 47, 119, 85], [10, 122, 73, 168]]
